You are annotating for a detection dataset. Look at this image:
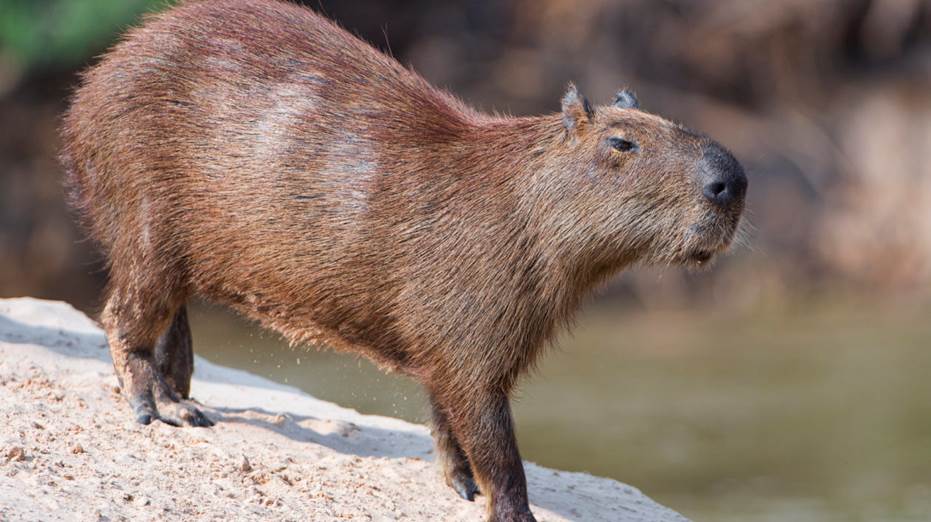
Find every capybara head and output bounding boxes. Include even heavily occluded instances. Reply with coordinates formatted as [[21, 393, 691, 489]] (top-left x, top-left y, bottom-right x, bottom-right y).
[[541, 84, 747, 270]]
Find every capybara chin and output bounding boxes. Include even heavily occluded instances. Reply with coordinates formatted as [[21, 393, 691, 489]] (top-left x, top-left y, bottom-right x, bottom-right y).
[[59, 0, 747, 520]]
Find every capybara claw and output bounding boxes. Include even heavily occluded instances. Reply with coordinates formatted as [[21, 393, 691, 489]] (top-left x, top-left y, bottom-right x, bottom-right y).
[[157, 415, 182, 428], [451, 476, 480, 501], [130, 395, 158, 425], [446, 469, 480, 501], [186, 407, 215, 427]]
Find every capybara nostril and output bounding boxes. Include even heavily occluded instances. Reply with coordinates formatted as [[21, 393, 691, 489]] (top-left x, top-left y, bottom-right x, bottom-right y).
[[700, 143, 747, 208], [701, 176, 744, 207], [703, 181, 727, 200]]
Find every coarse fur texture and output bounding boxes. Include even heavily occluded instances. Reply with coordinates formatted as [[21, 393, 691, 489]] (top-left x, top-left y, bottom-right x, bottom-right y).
[[59, 1, 747, 520]]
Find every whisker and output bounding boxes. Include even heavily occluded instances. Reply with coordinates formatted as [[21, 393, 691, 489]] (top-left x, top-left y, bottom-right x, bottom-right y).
[[732, 217, 756, 251]]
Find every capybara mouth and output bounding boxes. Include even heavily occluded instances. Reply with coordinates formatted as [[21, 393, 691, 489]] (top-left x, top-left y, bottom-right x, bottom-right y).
[[680, 215, 743, 267], [687, 249, 715, 265], [680, 246, 726, 268]]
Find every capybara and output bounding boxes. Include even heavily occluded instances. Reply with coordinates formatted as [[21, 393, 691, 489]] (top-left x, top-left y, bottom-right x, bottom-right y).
[[60, 1, 747, 520]]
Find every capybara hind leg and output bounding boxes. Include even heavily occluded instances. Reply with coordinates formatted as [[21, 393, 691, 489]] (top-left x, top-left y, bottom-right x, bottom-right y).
[[429, 393, 480, 501], [155, 305, 194, 399], [102, 292, 212, 427], [151, 306, 211, 426], [436, 390, 535, 522]]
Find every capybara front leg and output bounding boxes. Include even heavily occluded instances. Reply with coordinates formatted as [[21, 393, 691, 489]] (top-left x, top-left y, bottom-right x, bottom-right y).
[[440, 390, 535, 522], [103, 293, 211, 427], [429, 392, 480, 501]]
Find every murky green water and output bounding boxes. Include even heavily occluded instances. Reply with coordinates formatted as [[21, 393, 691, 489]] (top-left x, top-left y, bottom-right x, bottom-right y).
[[189, 298, 931, 522]]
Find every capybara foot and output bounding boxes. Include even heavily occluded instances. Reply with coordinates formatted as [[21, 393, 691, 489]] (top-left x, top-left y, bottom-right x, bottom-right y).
[[122, 354, 213, 427], [446, 468, 480, 501], [155, 397, 214, 427], [127, 386, 212, 427]]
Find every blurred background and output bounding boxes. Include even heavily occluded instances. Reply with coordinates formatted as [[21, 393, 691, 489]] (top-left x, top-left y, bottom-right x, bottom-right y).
[[2, 0, 931, 520]]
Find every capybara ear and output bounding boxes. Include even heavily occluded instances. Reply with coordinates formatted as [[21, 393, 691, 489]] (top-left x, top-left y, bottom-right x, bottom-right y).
[[614, 89, 639, 110], [561, 83, 594, 134]]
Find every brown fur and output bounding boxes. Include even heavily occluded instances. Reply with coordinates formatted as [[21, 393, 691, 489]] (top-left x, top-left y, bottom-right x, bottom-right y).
[[59, 1, 746, 520]]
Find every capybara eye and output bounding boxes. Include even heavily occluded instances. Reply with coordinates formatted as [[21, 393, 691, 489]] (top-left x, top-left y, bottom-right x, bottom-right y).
[[608, 137, 638, 152]]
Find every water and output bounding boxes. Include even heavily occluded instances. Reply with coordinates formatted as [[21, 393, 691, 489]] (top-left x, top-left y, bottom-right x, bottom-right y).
[[189, 299, 931, 521]]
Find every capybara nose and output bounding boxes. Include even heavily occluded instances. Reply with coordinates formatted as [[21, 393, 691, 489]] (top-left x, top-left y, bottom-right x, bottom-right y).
[[700, 143, 747, 208]]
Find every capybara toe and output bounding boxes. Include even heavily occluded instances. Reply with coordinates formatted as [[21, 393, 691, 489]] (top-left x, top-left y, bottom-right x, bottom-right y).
[[158, 399, 213, 428]]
